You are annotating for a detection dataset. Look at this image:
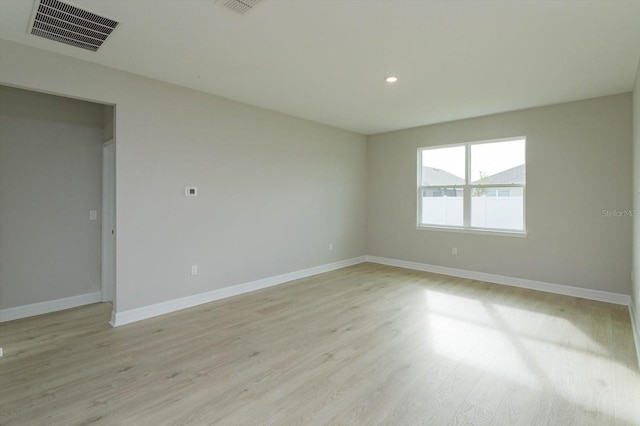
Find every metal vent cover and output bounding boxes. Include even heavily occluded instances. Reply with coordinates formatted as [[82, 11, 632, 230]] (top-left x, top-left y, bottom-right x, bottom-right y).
[[219, 0, 262, 15], [28, 0, 119, 52]]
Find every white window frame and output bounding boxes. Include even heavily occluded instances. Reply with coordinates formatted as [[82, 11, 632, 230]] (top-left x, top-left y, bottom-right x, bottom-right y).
[[417, 136, 527, 237]]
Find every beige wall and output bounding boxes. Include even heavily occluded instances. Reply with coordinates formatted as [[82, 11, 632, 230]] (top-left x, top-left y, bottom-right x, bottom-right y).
[[0, 40, 367, 313], [0, 85, 104, 309], [368, 94, 633, 295]]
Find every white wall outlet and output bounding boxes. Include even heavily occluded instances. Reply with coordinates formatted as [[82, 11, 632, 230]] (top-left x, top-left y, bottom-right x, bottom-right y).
[[452, 247, 458, 255], [0, 347, 3, 357], [185, 187, 198, 197], [329, 243, 333, 251], [190, 265, 198, 276], [89, 210, 97, 221]]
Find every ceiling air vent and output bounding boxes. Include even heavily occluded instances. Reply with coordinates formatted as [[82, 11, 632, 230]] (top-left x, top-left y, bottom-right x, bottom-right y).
[[28, 0, 119, 52], [219, 0, 262, 15]]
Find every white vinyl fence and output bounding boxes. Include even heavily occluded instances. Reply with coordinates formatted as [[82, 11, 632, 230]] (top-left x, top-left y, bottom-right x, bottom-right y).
[[421, 197, 523, 230]]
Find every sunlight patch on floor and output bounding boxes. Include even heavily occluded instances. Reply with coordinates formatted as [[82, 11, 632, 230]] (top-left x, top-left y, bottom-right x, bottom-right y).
[[422, 288, 640, 424]]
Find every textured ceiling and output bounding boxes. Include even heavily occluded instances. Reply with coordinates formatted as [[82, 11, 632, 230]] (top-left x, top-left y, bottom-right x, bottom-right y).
[[1, 0, 639, 135]]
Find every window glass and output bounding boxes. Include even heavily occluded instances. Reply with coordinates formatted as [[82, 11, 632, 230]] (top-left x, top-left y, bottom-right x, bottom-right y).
[[418, 137, 525, 233], [421, 146, 465, 186]]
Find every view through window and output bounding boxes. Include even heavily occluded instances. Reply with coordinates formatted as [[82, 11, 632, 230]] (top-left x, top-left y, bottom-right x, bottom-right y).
[[418, 137, 526, 232]]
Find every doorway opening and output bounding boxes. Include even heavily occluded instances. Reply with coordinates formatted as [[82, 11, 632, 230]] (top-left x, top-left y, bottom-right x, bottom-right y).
[[0, 86, 116, 326]]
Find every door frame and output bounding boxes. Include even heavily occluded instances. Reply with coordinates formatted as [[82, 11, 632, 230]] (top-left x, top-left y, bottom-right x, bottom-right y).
[[101, 140, 115, 303]]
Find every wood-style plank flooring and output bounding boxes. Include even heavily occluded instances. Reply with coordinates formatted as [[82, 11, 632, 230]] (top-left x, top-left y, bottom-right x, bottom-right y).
[[1, 263, 639, 425]]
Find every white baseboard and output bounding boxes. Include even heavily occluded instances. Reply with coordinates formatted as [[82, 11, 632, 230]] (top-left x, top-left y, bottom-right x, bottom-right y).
[[630, 301, 640, 370], [0, 292, 102, 323], [365, 256, 631, 306], [111, 256, 367, 327]]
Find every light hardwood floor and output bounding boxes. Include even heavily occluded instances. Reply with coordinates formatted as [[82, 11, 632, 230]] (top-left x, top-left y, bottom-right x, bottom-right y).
[[1, 263, 639, 425]]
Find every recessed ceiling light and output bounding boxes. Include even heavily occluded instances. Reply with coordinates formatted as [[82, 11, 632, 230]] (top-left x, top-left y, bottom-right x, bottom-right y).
[[385, 76, 398, 83]]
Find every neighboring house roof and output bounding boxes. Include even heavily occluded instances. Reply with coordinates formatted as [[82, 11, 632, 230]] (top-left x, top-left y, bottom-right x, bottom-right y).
[[476, 164, 525, 185], [422, 167, 465, 186], [423, 164, 525, 186]]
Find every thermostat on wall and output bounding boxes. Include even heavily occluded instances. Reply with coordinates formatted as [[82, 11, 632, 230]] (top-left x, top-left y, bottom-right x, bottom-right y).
[[185, 187, 198, 197]]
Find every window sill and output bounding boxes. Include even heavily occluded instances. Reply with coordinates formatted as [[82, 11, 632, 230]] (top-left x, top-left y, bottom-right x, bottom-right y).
[[416, 225, 527, 238]]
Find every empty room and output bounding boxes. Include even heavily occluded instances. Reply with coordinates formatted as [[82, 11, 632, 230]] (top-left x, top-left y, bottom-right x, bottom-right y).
[[1, 0, 639, 424]]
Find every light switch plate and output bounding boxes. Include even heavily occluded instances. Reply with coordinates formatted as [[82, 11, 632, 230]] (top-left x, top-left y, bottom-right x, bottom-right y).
[[89, 210, 97, 221]]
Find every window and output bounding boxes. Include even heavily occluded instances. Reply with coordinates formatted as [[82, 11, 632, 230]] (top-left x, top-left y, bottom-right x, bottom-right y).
[[418, 137, 525, 233]]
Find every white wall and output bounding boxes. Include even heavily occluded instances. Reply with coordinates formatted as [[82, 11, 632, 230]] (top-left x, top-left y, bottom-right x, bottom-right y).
[[368, 94, 633, 295], [0, 85, 104, 309], [0, 40, 367, 314]]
